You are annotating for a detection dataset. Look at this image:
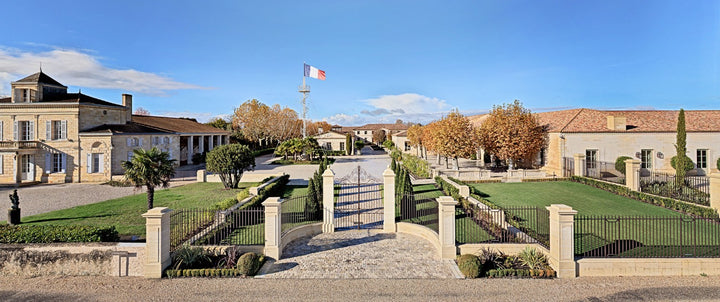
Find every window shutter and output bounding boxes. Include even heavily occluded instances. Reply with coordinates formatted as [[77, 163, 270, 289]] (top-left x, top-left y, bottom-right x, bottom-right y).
[[28, 121, 34, 140], [168, 150, 173, 159], [13, 121, 18, 141], [168, 137, 172, 144], [98, 154, 104, 173], [46, 121, 51, 140], [127, 138, 132, 146], [61, 121, 67, 139], [45, 153, 51, 173], [128, 151, 133, 161], [139, 137, 143, 146], [61, 153, 66, 173], [0, 121, 4, 140], [0, 155, 3, 174], [86, 153, 92, 173]]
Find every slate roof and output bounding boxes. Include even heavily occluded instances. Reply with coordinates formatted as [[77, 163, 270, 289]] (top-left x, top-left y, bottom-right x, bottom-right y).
[[471, 108, 720, 133], [13, 72, 65, 87], [132, 115, 229, 134], [42, 93, 125, 107]]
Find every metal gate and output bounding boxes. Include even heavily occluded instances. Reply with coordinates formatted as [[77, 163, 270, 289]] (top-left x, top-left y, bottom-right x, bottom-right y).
[[335, 166, 383, 230]]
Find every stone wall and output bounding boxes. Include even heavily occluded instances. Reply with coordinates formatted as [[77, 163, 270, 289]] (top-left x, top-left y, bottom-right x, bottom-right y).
[[0, 242, 145, 277], [577, 258, 720, 276]]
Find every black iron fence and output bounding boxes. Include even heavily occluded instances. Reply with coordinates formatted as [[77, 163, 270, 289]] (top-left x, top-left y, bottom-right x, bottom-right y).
[[456, 203, 549, 248], [562, 157, 574, 177], [575, 215, 720, 258], [281, 194, 322, 233], [397, 192, 439, 233], [585, 160, 626, 185], [170, 206, 265, 252], [640, 171, 710, 206]]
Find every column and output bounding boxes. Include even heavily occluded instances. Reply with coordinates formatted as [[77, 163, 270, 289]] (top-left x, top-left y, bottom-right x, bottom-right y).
[[437, 196, 458, 260], [187, 135, 194, 165], [708, 174, 720, 214], [382, 166, 396, 233], [573, 153, 584, 177], [625, 159, 641, 191], [263, 197, 282, 260], [208, 135, 214, 151], [547, 204, 577, 279], [322, 168, 335, 233], [198, 135, 205, 154], [142, 207, 172, 278]]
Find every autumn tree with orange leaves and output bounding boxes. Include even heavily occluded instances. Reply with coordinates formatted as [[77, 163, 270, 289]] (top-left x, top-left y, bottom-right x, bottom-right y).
[[478, 100, 546, 169], [432, 110, 479, 170], [406, 124, 424, 158]]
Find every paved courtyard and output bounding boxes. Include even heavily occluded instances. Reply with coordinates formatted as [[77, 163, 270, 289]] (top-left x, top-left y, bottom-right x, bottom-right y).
[[258, 230, 460, 279]]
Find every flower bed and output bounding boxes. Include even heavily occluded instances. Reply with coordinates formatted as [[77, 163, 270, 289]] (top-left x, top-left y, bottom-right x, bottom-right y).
[[166, 246, 265, 278], [456, 247, 555, 279]]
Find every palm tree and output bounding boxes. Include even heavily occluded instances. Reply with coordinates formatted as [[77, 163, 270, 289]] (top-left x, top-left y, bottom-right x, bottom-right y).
[[122, 147, 176, 210]]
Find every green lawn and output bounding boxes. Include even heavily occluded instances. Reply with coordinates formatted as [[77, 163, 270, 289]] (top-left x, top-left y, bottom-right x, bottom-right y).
[[470, 181, 684, 217], [19, 182, 259, 237]]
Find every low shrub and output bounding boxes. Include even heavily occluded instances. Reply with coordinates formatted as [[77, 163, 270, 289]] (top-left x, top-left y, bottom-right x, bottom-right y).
[[517, 247, 547, 270], [236, 189, 250, 202], [571, 176, 717, 218], [456, 254, 481, 278], [102, 180, 133, 187], [615, 156, 632, 175], [671, 155, 695, 172], [521, 177, 568, 183], [401, 153, 430, 178], [252, 148, 275, 157], [241, 175, 290, 209], [166, 268, 246, 278], [236, 252, 264, 276], [0, 225, 119, 243], [211, 197, 239, 210], [172, 246, 213, 270]]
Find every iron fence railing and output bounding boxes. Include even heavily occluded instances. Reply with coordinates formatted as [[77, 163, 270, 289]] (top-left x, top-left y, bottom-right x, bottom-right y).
[[455, 204, 549, 248], [575, 215, 720, 258], [170, 206, 265, 251], [281, 194, 322, 233], [397, 192, 439, 233], [585, 160, 626, 185], [640, 171, 710, 206]]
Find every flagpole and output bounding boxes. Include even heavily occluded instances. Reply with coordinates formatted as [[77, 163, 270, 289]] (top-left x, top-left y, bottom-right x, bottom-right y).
[[299, 64, 310, 138]]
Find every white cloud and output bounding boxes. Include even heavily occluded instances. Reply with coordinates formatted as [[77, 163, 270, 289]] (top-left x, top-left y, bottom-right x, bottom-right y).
[[0, 46, 207, 96], [363, 93, 450, 115], [323, 113, 365, 126]]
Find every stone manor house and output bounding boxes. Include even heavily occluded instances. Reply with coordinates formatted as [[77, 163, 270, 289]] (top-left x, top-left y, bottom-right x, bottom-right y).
[[0, 72, 229, 184]]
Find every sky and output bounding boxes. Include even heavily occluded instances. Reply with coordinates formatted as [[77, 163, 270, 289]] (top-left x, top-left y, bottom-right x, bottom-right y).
[[0, 1, 718, 125]]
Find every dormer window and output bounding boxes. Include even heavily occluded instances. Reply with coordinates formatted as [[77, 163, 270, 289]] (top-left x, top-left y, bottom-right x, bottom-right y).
[[14, 89, 36, 103]]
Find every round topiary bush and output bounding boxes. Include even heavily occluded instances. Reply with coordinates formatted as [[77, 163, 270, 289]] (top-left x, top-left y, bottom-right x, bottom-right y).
[[236, 252, 264, 276], [670, 155, 695, 172], [615, 156, 632, 174], [457, 254, 481, 278]]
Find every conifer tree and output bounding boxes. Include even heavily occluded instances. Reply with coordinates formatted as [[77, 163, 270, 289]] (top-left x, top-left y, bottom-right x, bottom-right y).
[[675, 109, 687, 186]]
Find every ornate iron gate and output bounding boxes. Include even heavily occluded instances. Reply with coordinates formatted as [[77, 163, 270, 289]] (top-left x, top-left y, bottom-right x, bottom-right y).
[[335, 166, 383, 230]]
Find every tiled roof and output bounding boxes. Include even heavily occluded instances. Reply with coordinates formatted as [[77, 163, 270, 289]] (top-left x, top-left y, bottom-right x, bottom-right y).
[[81, 122, 172, 135], [132, 115, 229, 134], [14, 72, 65, 87], [394, 130, 408, 137], [472, 108, 720, 133]]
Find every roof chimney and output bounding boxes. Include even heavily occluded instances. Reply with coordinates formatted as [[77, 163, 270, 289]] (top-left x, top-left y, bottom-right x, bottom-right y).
[[606, 116, 627, 131], [122, 94, 133, 122]]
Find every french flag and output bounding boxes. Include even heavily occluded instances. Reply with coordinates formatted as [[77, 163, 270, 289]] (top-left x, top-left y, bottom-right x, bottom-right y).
[[304, 63, 326, 80]]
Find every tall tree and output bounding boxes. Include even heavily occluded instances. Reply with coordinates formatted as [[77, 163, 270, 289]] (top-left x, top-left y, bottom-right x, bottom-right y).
[[206, 117, 230, 130], [206, 144, 256, 189], [269, 105, 301, 144], [372, 129, 387, 144], [433, 110, 479, 170], [133, 107, 150, 115], [675, 108, 687, 185], [478, 100, 546, 170], [122, 147, 176, 209], [406, 124, 423, 157], [232, 99, 271, 147], [345, 133, 352, 155]]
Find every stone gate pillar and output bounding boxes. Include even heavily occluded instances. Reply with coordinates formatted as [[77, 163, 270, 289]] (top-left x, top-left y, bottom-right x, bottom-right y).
[[142, 207, 172, 278], [547, 204, 577, 279], [382, 166, 396, 232], [322, 168, 335, 233], [437, 196, 458, 260], [709, 173, 720, 214], [625, 159, 641, 191], [263, 197, 282, 260]]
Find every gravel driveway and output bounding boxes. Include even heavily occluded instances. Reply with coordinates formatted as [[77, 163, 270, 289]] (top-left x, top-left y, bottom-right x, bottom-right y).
[[0, 275, 718, 301], [0, 180, 195, 218]]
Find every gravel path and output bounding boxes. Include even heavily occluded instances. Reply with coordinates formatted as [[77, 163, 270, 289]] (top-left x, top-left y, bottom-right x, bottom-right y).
[[0, 180, 195, 218], [0, 275, 719, 301], [259, 231, 457, 279]]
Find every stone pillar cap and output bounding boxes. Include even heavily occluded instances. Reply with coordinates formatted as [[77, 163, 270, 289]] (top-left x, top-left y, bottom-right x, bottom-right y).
[[437, 196, 458, 205], [546, 204, 578, 214], [141, 207, 172, 218], [322, 168, 335, 177], [262, 197, 282, 205], [383, 167, 395, 177]]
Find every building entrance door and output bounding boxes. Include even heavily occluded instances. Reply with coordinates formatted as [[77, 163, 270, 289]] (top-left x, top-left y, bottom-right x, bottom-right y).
[[21, 154, 34, 181]]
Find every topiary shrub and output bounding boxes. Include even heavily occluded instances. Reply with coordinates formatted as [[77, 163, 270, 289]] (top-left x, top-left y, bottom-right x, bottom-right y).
[[615, 156, 632, 174], [671, 155, 695, 172], [456, 254, 481, 278], [236, 252, 264, 276]]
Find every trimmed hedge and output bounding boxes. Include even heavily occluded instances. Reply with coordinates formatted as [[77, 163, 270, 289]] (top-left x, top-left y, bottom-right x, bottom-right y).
[[240, 174, 290, 209], [252, 148, 275, 157], [486, 268, 555, 279], [521, 177, 569, 183], [457, 254, 481, 278], [0, 225, 119, 243], [165, 268, 248, 278], [571, 176, 719, 219]]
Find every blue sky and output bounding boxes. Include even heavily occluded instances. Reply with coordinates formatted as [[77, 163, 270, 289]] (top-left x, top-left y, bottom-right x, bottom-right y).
[[0, 1, 718, 125]]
